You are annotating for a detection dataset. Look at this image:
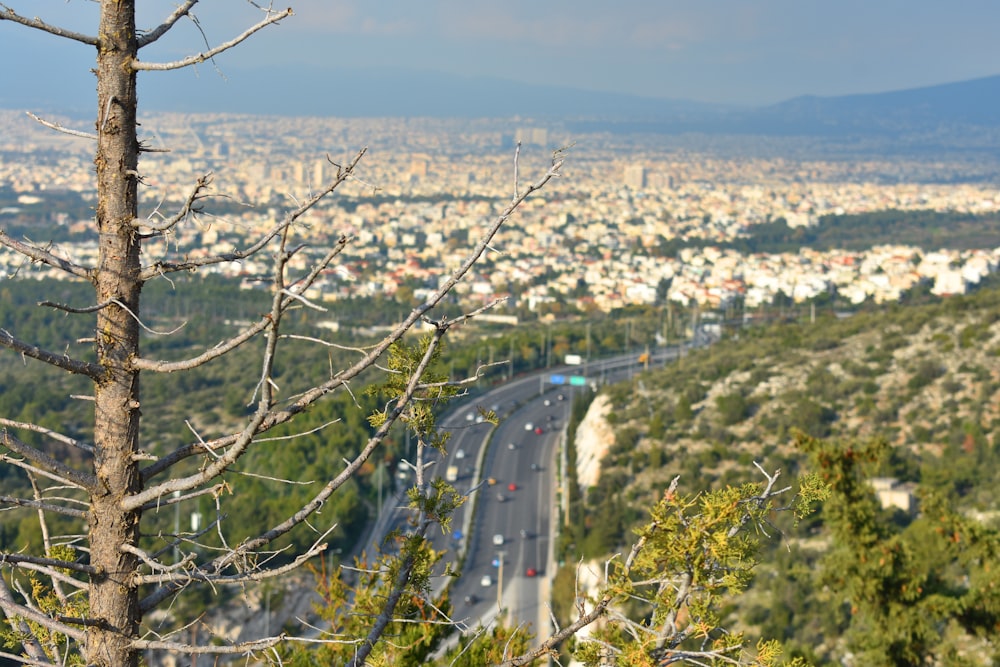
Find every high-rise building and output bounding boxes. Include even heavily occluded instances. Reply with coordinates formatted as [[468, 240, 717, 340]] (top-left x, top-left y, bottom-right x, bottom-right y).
[[624, 163, 646, 189]]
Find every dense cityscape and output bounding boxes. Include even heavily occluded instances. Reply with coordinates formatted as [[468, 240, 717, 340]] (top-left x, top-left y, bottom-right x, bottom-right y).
[[3, 109, 999, 316]]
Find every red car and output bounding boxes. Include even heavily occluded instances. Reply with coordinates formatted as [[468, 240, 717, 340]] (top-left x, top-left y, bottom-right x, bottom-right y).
[[533, 427, 544, 435], [525, 568, 537, 577], [507, 482, 517, 492]]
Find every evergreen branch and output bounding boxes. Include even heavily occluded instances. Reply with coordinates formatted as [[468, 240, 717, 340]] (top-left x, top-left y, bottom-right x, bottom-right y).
[[0, 577, 48, 664], [0, 591, 87, 643]]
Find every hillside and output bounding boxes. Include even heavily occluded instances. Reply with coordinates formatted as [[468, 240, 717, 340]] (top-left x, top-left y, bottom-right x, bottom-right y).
[[569, 284, 1000, 663]]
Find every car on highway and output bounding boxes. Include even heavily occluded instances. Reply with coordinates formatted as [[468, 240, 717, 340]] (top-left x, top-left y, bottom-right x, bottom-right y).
[[507, 482, 517, 492], [480, 575, 492, 587], [455, 449, 465, 459], [496, 493, 506, 502], [492, 534, 504, 546], [525, 567, 537, 577], [524, 422, 534, 431], [533, 426, 544, 435], [557, 393, 565, 401], [530, 463, 541, 471], [543, 399, 551, 406], [507, 442, 516, 450]]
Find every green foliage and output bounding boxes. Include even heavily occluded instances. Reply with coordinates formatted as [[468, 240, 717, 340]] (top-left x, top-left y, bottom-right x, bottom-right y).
[[283, 542, 448, 667], [366, 335, 457, 451], [800, 433, 1000, 666], [1, 545, 88, 666], [569, 471, 827, 666], [437, 623, 533, 666], [716, 391, 750, 426]]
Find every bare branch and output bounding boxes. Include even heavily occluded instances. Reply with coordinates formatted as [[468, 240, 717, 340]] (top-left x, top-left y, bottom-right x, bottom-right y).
[[142, 153, 561, 480], [25, 111, 96, 140], [119, 544, 196, 574], [0, 553, 97, 577], [0, 418, 94, 454], [0, 650, 60, 667], [0, 231, 92, 280], [132, 173, 213, 234], [139, 326, 447, 611], [0, 328, 104, 380], [37, 297, 113, 315], [0, 576, 48, 664], [0, 495, 87, 519], [133, 8, 293, 71], [0, 429, 98, 491], [2, 561, 87, 591], [0, 5, 97, 45], [131, 634, 283, 655], [134, 537, 325, 586], [130, 313, 270, 373], [136, 0, 199, 47], [138, 148, 365, 281]]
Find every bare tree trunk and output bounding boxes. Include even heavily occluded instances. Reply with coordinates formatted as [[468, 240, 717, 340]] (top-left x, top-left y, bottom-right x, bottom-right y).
[[89, 2, 142, 666]]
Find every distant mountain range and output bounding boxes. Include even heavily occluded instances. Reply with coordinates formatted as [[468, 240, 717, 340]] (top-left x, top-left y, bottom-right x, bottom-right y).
[[4, 64, 1000, 141]]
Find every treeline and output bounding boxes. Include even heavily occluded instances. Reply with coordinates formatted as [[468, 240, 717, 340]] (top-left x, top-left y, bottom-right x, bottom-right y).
[[654, 208, 1000, 256]]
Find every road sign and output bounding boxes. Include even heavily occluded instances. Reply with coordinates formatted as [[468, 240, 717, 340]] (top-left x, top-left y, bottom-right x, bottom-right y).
[[569, 375, 587, 386], [549, 374, 566, 385]]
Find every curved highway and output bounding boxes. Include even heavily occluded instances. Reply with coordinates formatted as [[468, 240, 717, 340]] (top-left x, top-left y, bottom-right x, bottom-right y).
[[372, 347, 690, 644]]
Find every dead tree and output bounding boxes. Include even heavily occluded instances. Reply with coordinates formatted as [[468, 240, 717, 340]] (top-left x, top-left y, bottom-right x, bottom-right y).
[[0, 3, 563, 666]]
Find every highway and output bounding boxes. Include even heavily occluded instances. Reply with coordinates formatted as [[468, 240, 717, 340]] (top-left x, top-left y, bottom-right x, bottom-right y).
[[431, 351, 677, 638], [368, 346, 692, 645]]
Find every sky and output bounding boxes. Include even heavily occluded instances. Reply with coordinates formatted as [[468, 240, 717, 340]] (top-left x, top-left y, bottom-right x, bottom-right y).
[[1, 0, 999, 110]]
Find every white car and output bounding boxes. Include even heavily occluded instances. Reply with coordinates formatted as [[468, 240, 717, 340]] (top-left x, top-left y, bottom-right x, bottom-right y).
[[492, 533, 504, 546], [480, 575, 492, 587], [455, 449, 466, 460], [524, 422, 534, 431]]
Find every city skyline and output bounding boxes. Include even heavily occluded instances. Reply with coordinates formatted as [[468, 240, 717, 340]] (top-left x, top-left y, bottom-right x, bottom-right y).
[[1, 1, 999, 114]]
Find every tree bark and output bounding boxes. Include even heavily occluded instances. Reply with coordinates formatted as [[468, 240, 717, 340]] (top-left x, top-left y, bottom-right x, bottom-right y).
[[88, 2, 142, 666]]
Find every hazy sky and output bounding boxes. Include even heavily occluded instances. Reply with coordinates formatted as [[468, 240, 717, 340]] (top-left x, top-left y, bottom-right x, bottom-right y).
[[2, 1, 999, 107]]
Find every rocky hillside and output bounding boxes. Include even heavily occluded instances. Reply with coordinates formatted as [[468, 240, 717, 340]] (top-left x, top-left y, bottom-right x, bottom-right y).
[[589, 284, 1000, 516]]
